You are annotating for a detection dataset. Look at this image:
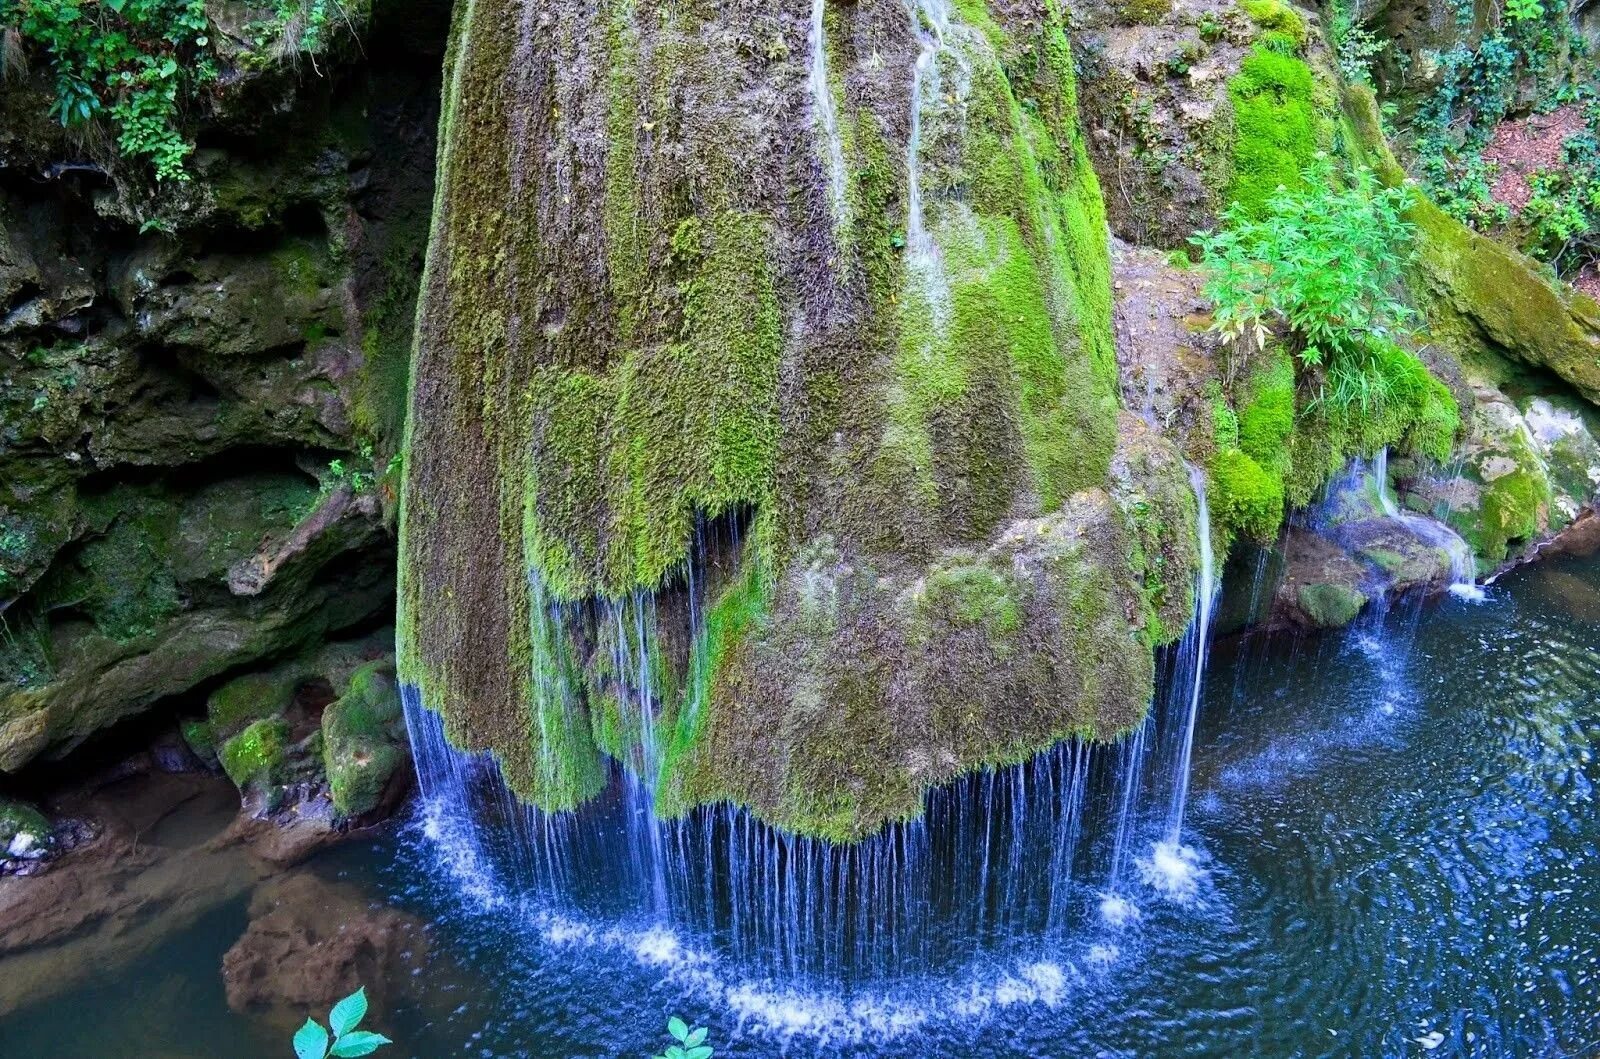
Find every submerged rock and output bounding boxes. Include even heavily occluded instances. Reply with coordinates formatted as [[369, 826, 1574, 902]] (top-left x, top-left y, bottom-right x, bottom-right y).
[[222, 872, 428, 1031]]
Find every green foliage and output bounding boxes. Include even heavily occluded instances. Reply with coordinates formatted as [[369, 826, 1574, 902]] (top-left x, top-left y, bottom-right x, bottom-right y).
[[1193, 158, 1417, 409], [1225, 47, 1319, 217], [293, 988, 393, 1059], [0, 0, 213, 180], [1238, 0, 1307, 48], [654, 1016, 714, 1059], [1519, 108, 1600, 274], [1505, 0, 1544, 23], [1330, 9, 1385, 85]]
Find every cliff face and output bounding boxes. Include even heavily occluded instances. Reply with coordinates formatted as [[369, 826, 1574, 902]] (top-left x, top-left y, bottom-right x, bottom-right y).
[[0, 0, 446, 776], [398, 0, 1201, 840], [398, 0, 1600, 842]]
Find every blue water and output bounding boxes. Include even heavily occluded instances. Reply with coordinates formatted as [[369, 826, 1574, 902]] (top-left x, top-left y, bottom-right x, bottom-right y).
[[7, 552, 1600, 1056]]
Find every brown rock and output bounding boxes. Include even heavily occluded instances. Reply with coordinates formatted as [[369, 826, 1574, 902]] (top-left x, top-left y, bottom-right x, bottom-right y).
[[222, 872, 427, 1030]]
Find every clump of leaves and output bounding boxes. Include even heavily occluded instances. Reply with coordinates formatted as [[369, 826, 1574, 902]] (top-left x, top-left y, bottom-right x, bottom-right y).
[[1191, 157, 1417, 410], [0, 0, 215, 180], [293, 987, 393, 1059], [654, 1015, 714, 1059]]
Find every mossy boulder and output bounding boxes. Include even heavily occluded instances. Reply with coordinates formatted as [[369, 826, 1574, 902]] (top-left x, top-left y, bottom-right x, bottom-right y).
[[207, 670, 301, 744], [220, 718, 292, 792], [0, 797, 50, 856], [1272, 527, 1369, 629], [321, 661, 408, 817]]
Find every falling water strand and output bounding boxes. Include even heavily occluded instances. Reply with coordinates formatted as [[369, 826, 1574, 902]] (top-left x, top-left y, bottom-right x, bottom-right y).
[[1372, 448, 1484, 602], [1166, 463, 1218, 844], [808, 0, 848, 229], [904, 0, 953, 320]]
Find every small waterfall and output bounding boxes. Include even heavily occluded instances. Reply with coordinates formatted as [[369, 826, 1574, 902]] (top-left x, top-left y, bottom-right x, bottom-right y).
[[1166, 463, 1218, 844], [1102, 465, 1218, 913], [808, 0, 849, 230], [904, 0, 956, 318], [1371, 448, 1484, 602]]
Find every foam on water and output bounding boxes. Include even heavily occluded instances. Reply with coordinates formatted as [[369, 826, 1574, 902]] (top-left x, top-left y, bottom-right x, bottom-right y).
[[1098, 893, 1140, 927], [1139, 839, 1207, 903]]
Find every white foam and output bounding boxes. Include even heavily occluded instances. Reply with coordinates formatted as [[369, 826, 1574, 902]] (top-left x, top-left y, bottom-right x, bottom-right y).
[[1449, 583, 1487, 603], [1139, 839, 1208, 902], [1099, 893, 1141, 926]]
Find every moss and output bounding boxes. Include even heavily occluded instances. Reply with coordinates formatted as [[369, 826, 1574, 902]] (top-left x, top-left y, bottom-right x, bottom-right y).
[[1226, 48, 1319, 217], [181, 717, 218, 766], [321, 662, 405, 817], [1124, 0, 1174, 24], [1237, 350, 1296, 470], [1239, 0, 1308, 46], [1297, 582, 1366, 627], [1209, 447, 1285, 543], [207, 670, 298, 742], [219, 717, 290, 791], [0, 797, 49, 847]]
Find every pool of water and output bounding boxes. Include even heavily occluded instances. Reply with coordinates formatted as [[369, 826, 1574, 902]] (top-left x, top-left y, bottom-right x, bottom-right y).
[[6, 552, 1600, 1057]]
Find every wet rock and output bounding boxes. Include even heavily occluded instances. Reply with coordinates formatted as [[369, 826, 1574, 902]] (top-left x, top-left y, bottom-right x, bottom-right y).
[[222, 872, 427, 1031], [0, 771, 269, 1015], [1273, 528, 1370, 629]]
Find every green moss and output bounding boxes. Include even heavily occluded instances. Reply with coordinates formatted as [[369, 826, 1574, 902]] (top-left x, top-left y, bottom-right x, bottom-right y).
[[1239, 0, 1308, 46], [1297, 582, 1366, 627], [1124, 0, 1174, 24], [1226, 48, 1319, 217], [1209, 446, 1285, 543], [525, 210, 782, 600], [0, 797, 49, 846], [1237, 350, 1295, 470], [219, 717, 290, 790], [207, 670, 298, 742], [321, 662, 405, 817], [181, 717, 217, 766], [923, 563, 1025, 639]]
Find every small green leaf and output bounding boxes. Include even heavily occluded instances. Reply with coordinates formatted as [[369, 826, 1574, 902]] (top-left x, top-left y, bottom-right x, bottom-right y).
[[329, 987, 369, 1037], [667, 1016, 689, 1043], [684, 1028, 707, 1047], [294, 1018, 330, 1059], [331, 1030, 393, 1057], [685, 1047, 713, 1059]]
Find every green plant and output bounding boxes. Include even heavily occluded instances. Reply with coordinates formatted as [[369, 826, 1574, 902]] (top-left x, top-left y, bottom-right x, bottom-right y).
[[1192, 157, 1417, 409], [1331, 10, 1385, 84], [293, 987, 392, 1059], [1506, 0, 1544, 23], [653, 1016, 714, 1059], [1, 0, 214, 180]]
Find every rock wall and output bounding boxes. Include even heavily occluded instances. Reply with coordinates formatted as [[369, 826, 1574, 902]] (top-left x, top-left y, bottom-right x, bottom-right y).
[[398, 0, 1202, 840], [0, 0, 446, 787]]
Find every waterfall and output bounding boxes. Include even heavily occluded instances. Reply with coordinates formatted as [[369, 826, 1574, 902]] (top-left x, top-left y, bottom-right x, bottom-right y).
[[1372, 448, 1484, 602], [808, 0, 848, 230], [904, 0, 956, 319], [402, 520, 1110, 980], [1166, 463, 1218, 844]]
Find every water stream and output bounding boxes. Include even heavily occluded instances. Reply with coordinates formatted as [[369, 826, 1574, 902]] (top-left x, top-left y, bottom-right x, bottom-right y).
[[808, 0, 849, 230]]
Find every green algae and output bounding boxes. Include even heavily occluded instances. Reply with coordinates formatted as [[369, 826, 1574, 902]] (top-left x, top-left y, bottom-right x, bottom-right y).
[[1226, 48, 1319, 217]]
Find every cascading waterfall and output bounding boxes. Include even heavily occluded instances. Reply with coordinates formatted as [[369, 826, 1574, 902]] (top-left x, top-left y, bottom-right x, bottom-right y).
[[1102, 464, 1219, 914], [1166, 463, 1218, 844], [903, 0, 959, 320], [1371, 448, 1485, 602], [808, 0, 849, 229]]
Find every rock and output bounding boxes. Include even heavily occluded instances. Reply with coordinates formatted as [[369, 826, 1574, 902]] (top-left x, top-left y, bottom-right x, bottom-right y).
[[1273, 528, 1370, 629], [222, 872, 427, 1031], [0, 771, 269, 1015]]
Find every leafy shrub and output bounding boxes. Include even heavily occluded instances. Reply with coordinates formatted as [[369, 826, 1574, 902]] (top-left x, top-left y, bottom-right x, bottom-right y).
[[1192, 157, 1417, 410], [0, 0, 214, 180], [654, 1016, 714, 1059], [293, 987, 392, 1059]]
